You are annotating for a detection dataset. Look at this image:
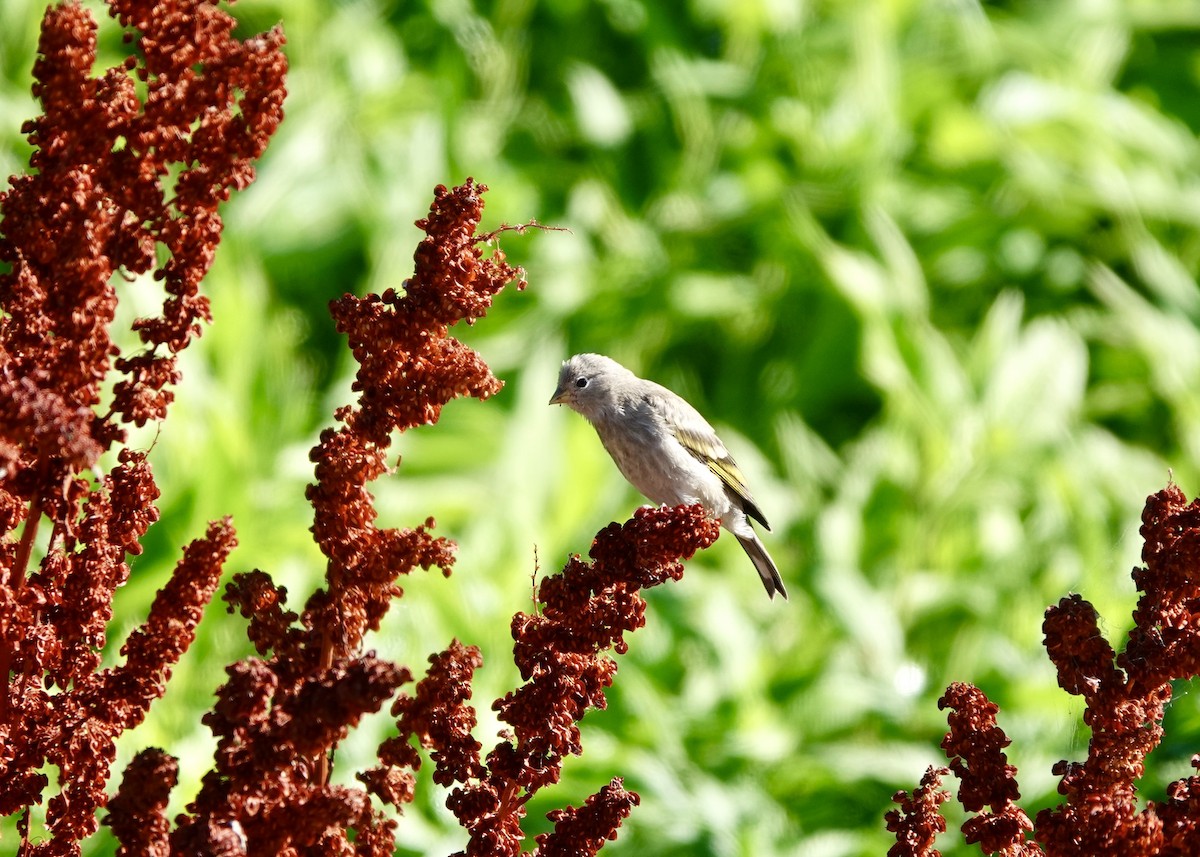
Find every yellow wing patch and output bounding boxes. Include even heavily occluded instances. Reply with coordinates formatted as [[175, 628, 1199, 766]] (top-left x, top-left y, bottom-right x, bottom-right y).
[[672, 423, 771, 531]]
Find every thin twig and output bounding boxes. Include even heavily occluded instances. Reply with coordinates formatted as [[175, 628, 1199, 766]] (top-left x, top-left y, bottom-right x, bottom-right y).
[[474, 219, 571, 245], [531, 545, 541, 615]]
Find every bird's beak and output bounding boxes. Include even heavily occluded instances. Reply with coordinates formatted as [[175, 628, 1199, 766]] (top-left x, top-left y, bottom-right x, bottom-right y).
[[548, 385, 568, 406]]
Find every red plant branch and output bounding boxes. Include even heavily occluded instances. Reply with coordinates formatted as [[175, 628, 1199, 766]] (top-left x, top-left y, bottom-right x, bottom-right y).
[[365, 504, 720, 857], [890, 484, 1200, 856], [0, 1, 285, 852], [3, 5, 727, 852], [886, 766, 951, 857], [167, 177, 523, 854]]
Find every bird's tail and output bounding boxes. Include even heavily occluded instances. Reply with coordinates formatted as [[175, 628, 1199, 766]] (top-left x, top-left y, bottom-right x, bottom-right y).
[[736, 532, 787, 600]]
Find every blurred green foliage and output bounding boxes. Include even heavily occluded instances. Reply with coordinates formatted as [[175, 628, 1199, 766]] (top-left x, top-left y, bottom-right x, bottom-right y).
[[4, 0, 1200, 854]]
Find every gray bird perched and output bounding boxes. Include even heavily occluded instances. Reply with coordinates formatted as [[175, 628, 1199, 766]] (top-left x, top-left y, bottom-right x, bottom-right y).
[[549, 353, 787, 600]]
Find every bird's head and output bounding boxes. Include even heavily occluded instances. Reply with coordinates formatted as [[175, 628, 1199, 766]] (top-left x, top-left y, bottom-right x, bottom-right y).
[[549, 353, 632, 419]]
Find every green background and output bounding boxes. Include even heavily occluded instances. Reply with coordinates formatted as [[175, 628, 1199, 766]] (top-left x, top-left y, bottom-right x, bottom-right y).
[[3, 0, 1200, 854]]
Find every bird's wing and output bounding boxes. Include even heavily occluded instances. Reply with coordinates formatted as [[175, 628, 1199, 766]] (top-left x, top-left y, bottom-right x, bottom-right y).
[[653, 385, 771, 531]]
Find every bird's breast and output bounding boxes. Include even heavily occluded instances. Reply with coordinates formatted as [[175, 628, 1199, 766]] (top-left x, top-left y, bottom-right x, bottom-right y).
[[592, 416, 731, 516]]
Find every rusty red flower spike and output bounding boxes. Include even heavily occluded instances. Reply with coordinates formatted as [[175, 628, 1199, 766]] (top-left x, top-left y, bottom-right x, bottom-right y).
[[886, 766, 951, 857], [425, 505, 719, 854], [177, 653, 411, 853], [24, 519, 236, 848], [0, 0, 284, 851], [101, 518, 236, 726], [897, 484, 1200, 856], [938, 683, 1038, 855], [222, 569, 306, 660], [1042, 593, 1121, 700], [305, 179, 521, 668], [327, 178, 518, 445], [1157, 756, 1200, 855], [44, 456, 166, 691], [1031, 485, 1199, 855], [534, 777, 641, 857], [104, 748, 179, 856], [170, 179, 529, 853], [358, 764, 418, 810], [360, 505, 716, 856], [1122, 484, 1200, 692], [498, 506, 719, 776], [6, 0, 286, 447], [1036, 591, 1168, 852], [279, 655, 413, 758], [390, 640, 487, 788], [1035, 791, 1163, 856], [245, 784, 396, 856], [178, 783, 396, 857]]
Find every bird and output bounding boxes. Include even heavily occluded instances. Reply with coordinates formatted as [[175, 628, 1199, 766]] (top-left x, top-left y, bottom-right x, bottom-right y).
[[549, 353, 787, 600]]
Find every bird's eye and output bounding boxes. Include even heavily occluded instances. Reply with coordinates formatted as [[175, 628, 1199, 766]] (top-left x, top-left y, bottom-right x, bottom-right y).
[[575, 377, 588, 388]]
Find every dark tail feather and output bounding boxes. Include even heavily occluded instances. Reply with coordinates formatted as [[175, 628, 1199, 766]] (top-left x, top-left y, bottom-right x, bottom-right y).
[[736, 532, 787, 600]]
